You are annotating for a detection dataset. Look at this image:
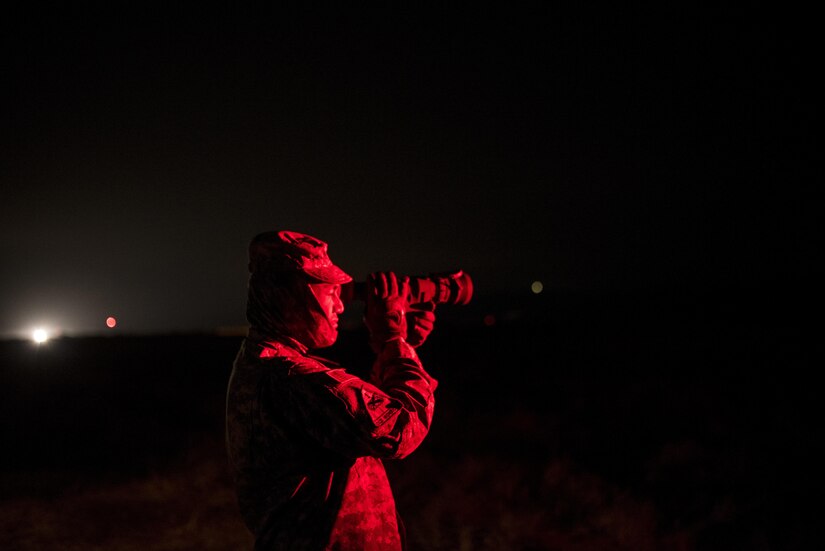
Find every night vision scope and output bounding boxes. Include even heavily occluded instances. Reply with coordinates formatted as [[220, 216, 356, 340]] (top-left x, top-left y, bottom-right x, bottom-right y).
[[342, 270, 473, 307]]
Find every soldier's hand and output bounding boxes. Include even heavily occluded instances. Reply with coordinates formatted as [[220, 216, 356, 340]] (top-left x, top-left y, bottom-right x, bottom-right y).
[[406, 301, 436, 348], [364, 271, 409, 352]]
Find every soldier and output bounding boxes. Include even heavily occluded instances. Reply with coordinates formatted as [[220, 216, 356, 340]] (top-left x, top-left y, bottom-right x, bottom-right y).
[[226, 230, 438, 550]]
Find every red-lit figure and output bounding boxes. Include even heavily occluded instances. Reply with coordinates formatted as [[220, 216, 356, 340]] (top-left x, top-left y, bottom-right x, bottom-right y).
[[226, 230, 438, 550]]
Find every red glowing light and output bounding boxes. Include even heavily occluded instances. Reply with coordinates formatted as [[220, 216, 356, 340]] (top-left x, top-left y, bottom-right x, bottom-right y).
[[106, 317, 117, 328], [483, 314, 496, 326]]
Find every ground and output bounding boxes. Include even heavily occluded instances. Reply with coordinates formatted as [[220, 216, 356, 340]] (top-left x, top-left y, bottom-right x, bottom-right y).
[[0, 294, 818, 550]]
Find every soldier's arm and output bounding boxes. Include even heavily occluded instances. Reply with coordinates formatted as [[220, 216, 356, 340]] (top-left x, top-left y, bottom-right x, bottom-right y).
[[276, 344, 436, 460]]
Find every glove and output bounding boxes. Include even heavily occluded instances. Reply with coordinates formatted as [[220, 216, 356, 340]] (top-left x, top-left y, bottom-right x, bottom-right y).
[[406, 301, 436, 348], [364, 271, 409, 353]]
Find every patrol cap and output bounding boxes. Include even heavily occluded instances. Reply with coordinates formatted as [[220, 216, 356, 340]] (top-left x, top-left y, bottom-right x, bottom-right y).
[[248, 230, 353, 284]]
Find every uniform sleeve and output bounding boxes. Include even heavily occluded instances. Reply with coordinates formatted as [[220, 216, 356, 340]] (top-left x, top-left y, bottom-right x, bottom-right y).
[[274, 338, 437, 460]]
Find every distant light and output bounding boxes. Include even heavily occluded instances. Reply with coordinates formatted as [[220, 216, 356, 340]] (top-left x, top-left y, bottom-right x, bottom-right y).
[[32, 328, 49, 344], [106, 316, 117, 328], [531, 280, 544, 294], [483, 314, 496, 326]]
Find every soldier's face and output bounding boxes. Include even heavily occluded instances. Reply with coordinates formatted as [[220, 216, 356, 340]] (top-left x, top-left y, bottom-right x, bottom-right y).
[[307, 283, 344, 347]]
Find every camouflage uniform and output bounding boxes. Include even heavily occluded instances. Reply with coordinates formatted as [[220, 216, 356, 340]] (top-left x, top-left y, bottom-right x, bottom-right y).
[[226, 332, 437, 550]]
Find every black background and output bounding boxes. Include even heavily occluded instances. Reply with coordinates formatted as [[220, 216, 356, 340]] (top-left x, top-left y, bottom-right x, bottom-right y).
[[1, 5, 821, 550], [2, 4, 819, 335]]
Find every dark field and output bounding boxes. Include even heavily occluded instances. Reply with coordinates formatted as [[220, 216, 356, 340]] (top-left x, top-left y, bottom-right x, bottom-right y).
[[0, 291, 819, 550]]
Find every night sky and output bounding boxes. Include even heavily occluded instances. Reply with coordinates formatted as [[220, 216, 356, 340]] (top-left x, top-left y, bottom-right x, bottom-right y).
[[1, 5, 817, 337]]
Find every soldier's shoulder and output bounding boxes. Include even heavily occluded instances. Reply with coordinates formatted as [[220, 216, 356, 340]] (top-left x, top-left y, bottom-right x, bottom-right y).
[[254, 341, 361, 388], [258, 343, 342, 376], [289, 357, 360, 389], [287, 356, 361, 390]]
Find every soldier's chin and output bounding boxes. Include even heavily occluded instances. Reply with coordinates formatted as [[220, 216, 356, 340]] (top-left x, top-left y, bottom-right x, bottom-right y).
[[310, 328, 338, 349]]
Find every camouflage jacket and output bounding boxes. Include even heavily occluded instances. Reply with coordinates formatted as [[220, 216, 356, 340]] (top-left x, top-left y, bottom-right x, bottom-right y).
[[225, 335, 437, 550]]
